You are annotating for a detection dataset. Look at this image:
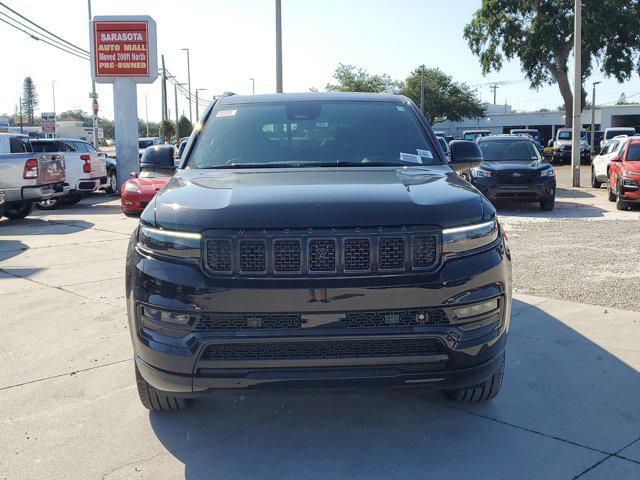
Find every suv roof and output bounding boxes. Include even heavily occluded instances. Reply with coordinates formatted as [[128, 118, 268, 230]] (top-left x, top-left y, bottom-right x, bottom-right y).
[[481, 135, 535, 142], [218, 92, 405, 106]]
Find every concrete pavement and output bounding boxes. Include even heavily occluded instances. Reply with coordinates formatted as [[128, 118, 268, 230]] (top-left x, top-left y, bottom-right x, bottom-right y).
[[1, 194, 639, 479]]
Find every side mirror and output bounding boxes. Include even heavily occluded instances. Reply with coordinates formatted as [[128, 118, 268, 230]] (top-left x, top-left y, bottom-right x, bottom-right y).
[[611, 155, 622, 162], [140, 145, 177, 171], [547, 139, 555, 147], [448, 140, 483, 172]]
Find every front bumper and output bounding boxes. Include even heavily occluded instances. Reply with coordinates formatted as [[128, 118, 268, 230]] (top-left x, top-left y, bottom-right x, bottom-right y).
[[126, 239, 512, 395], [553, 149, 590, 162], [473, 177, 556, 202]]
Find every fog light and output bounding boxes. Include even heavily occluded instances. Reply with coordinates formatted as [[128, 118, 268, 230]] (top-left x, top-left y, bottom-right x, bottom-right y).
[[141, 305, 196, 325], [454, 299, 499, 319]]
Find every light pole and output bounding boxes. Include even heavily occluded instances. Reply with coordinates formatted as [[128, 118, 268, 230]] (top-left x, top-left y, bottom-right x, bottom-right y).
[[249, 78, 255, 95], [145, 93, 149, 137], [590, 81, 601, 156], [275, 0, 283, 93], [181, 48, 192, 123], [195, 88, 208, 120], [571, 0, 582, 187], [174, 81, 187, 145], [51, 80, 57, 136], [87, 0, 99, 147]]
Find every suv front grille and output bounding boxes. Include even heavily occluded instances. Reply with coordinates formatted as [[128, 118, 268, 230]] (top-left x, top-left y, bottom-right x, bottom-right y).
[[204, 228, 439, 276], [195, 307, 449, 331], [496, 170, 538, 185], [201, 338, 443, 361]]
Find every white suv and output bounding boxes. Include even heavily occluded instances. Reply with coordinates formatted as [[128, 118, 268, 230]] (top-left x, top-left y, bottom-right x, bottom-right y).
[[591, 136, 629, 188]]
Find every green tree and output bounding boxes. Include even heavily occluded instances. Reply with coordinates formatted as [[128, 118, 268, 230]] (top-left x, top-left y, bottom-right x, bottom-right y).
[[326, 64, 397, 93], [177, 115, 193, 138], [401, 67, 485, 124], [464, 0, 640, 127], [159, 119, 175, 141], [58, 109, 92, 124], [21, 76, 39, 126]]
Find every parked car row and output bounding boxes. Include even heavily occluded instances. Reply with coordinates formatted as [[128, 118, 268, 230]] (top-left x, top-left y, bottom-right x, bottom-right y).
[[592, 135, 640, 210]]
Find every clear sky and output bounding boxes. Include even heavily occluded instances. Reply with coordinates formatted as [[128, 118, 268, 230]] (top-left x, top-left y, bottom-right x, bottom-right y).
[[1, 0, 639, 122]]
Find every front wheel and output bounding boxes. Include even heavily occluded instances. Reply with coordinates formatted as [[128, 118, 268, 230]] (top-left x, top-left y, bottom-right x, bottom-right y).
[[105, 169, 118, 195], [591, 169, 602, 189], [444, 353, 505, 403], [540, 198, 555, 211], [135, 364, 192, 411], [3, 201, 35, 219], [616, 183, 629, 211], [608, 185, 617, 202]]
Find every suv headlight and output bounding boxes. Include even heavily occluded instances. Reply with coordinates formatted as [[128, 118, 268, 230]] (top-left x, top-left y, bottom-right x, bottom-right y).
[[138, 225, 201, 259], [442, 219, 499, 254], [540, 168, 555, 177], [471, 168, 492, 178]]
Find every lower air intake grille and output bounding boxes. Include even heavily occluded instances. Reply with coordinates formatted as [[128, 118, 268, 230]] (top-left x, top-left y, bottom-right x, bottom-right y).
[[343, 308, 448, 328], [198, 313, 305, 331], [202, 338, 443, 361]]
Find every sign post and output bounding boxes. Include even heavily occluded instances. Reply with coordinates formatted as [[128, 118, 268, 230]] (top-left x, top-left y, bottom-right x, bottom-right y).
[[41, 112, 56, 136], [90, 16, 157, 191]]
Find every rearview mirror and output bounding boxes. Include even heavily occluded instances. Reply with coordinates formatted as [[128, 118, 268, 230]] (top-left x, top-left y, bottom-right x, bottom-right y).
[[448, 140, 483, 172]]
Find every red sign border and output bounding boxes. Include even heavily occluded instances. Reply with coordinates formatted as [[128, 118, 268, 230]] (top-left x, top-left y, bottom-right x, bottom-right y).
[[93, 20, 150, 78]]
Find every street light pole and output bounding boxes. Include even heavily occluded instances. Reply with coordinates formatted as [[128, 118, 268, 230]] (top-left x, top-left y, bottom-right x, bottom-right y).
[[87, 0, 99, 147], [571, 0, 582, 187], [195, 88, 208, 121], [51, 80, 57, 137], [173, 81, 186, 145], [145, 93, 149, 137], [249, 78, 255, 95], [590, 81, 601, 157], [275, 0, 283, 93], [181, 48, 192, 123]]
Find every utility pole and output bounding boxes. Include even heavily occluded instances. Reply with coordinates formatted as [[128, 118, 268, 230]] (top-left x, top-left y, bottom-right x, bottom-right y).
[[52, 80, 57, 136], [195, 88, 208, 120], [160, 55, 169, 122], [19, 96, 23, 134], [571, 0, 582, 187], [590, 81, 601, 157], [490, 84, 498, 105], [87, 0, 99, 147], [419, 65, 425, 112], [181, 48, 192, 122], [275, 0, 283, 93], [249, 78, 255, 95], [173, 81, 186, 145], [145, 93, 149, 137]]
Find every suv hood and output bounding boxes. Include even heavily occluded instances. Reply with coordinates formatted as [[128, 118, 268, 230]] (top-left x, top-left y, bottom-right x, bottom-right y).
[[480, 160, 550, 172], [146, 166, 493, 231]]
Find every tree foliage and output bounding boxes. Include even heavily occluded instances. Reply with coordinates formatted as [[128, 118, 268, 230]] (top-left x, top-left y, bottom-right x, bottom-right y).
[[401, 67, 485, 124], [159, 119, 175, 141], [21, 76, 39, 126], [464, 0, 640, 127], [177, 115, 193, 138], [326, 64, 397, 93]]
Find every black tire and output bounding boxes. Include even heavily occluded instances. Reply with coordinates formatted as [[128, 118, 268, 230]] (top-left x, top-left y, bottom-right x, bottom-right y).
[[608, 184, 617, 202], [123, 209, 141, 217], [444, 353, 505, 403], [616, 182, 629, 211], [62, 191, 83, 205], [540, 198, 555, 211], [135, 364, 191, 411], [591, 168, 602, 189], [105, 169, 118, 195], [35, 197, 62, 210], [4, 201, 35, 219]]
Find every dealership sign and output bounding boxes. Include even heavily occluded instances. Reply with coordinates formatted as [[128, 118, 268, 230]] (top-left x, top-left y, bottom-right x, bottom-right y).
[[41, 112, 56, 134], [89, 16, 157, 84]]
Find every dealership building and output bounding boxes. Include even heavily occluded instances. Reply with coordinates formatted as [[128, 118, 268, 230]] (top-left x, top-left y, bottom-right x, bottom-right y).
[[434, 103, 640, 145]]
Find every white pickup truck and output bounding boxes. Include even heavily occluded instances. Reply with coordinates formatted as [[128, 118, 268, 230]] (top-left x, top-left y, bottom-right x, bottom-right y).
[[0, 133, 68, 220], [30, 138, 107, 209]]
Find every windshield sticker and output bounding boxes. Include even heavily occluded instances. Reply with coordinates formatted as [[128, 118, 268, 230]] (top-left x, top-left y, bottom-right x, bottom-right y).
[[417, 149, 433, 159], [216, 109, 237, 118], [396, 105, 405, 112], [400, 152, 422, 164]]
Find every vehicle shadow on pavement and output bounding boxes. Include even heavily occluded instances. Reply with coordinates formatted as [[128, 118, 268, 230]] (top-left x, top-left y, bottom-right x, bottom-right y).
[[147, 299, 640, 480], [31, 194, 122, 217], [0, 217, 94, 234]]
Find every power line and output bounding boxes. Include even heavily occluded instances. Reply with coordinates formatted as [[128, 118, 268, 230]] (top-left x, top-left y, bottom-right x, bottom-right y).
[[0, 2, 88, 55], [0, 15, 89, 61]]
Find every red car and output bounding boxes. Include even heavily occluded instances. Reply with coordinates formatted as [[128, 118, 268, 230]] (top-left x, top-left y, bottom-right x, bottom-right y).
[[609, 138, 640, 210], [121, 171, 171, 216]]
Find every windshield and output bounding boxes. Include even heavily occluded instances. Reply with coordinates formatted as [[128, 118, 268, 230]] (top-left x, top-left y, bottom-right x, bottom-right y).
[[512, 130, 540, 142], [627, 143, 640, 161], [558, 131, 587, 141], [187, 101, 440, 168], [31, 142, 60, 153], [139, 139, 159, 149], [478, 139, 541, 162]]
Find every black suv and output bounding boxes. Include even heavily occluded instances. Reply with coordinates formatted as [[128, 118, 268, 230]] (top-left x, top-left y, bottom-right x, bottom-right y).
[[126, 93, 512, 411], [471, 135, 557, 211]]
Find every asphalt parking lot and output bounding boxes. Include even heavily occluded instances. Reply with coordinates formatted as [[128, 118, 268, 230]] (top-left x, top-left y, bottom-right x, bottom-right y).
[[1, 170, 639, 479]]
